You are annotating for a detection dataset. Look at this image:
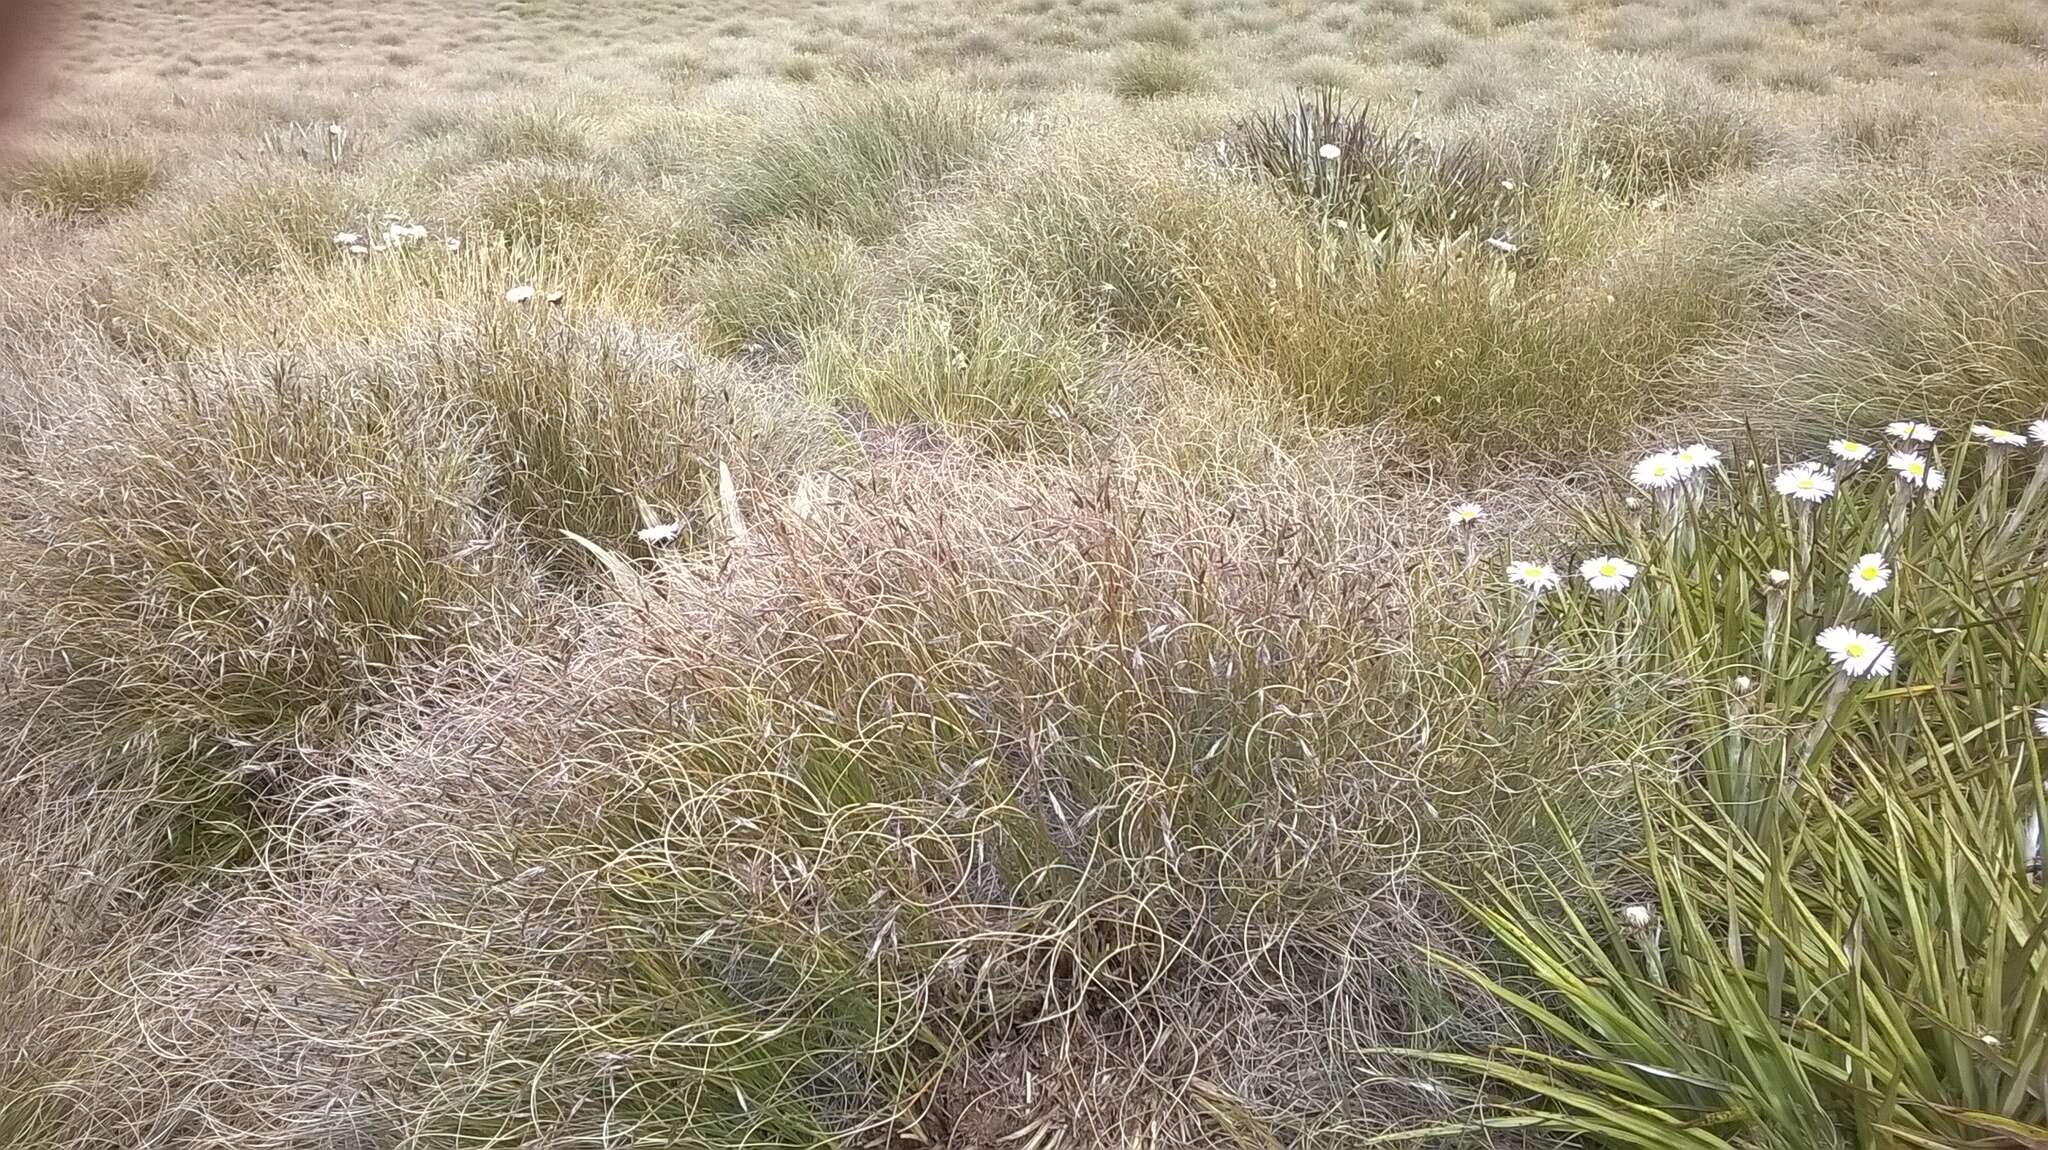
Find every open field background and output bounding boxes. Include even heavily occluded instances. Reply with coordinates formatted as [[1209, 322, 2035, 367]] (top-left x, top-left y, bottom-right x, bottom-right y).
[[3, 0, 2048, 1147]]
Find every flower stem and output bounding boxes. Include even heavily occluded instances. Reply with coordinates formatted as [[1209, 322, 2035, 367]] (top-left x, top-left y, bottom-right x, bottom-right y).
[[1998, 452, 2048, 553], [1795, 674, 1854, 774]]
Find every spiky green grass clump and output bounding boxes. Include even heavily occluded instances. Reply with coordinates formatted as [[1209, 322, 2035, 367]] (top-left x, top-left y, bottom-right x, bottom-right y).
[[1400, 431, 2048, 1147], [4, 142, 161, 220]]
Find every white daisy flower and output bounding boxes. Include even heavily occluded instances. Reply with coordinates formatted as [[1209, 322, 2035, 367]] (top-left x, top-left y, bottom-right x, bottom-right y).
[[383, 222, 429, 245], [1674, 443, 1722, 477], [1773, 463, 1835, 503], [1318, 143, 1342, 160], [2031, 420, 2048, 446], [636, 521, 683, 545], [1886, 420, 1938, 442], [444, 236, 463, 253], [1847, 552, 1891, 597], [1619, 904, 1654, 930], [504, 285, 536, 304], [346, 243, 369, 256], [1888, 451, 1946, 490], [1579, 555, 1638, 593], [1767, 568, 1791, 586], [1445, 502, 1484, 527], [1973, 424, 2029, 448], [1827, 439, 1873, 462], [2034, 707, 2048, 737], [1506, 560, 1562, 594], [1632, 451, 1684, 490], [333, 231, 361, 246], [1816, 625, 1897, 679], [1484, 236, 1518, 254]]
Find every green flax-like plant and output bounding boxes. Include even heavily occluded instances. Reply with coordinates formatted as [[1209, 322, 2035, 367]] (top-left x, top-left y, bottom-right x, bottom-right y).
[[1393, 430, 2048, 1149]]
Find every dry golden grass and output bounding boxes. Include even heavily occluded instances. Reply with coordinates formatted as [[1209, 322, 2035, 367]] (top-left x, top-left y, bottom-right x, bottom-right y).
[[4, 0, 2048, 1145]]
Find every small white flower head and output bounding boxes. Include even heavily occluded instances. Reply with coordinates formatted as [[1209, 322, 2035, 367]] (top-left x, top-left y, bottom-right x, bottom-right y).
[[1485, 236, 1519, 254], [1632, 451, 1684, 490], [1847, 552, 1891, 597], [1886, 420, 1938, 443], [346, 243, 369, 256], [1888, 451, 1946, 490], [1972, 424, 2029, 448], [636, 521, 683, 545], [504, 285, 536, 304], [1619, 904, 1654, 930], [443, 236, 462, 253], [1674, 443, 1723, 477], [332, 230, 361, 246], [1446, 502, 1484, 527], [2034, 707, 2048, 738], [2031, 419, 2048, 446], [1500, 178, 1517, 191], [1767, 568, 1791, 586], [383, 222, 429, 245], [1773, 463, 1836, 503], [1318, 142, 1342, 161], [1733, 675, 1755, 692], [1827, 439, 1873, 462], [1506, 560, 1563, 594], [1580, 555, 1638, 593], [1816, 625, 1897, 679], [1624, 495, 1642, 509]]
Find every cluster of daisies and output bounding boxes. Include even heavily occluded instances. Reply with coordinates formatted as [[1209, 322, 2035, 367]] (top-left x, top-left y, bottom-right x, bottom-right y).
[[328, 221, 566, 306], [1455, 421, 2048, 682], [332, 215, 461, 257]]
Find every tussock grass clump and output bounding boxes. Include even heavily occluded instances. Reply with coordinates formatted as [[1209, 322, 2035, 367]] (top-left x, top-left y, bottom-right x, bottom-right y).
[[446, 157, 629, 249], [919, 127, 1288, 339], [711, 85, 1002, 242], [1719, 190, 2048, 439], [806, 284, 1096, 446], [469, 104, 596, 163], [1981, 0, 2048, 49], [1839, 95, 1936, 162], [0, 799, 169, 1148], [136, 169, 348, 280], [0, 356, 517, 862], [1124, 11, 1199, 48], [1530, 69, 1776, 202], [1107, 47, 1207, 99], [1197, 218, 1742, 461], [3, 141, 162, 220], [428, 316, 836, 550], [694, 220, 864, 353], [168, 458, 1628, 1148]]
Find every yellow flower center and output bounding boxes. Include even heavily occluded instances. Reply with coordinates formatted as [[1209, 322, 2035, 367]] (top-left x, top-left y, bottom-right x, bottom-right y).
[[1844, 442, 1862, 452], [1861, 565, 1878, 578], [1600, 563, 1617, 576], [1846, 642, 1866, 657]]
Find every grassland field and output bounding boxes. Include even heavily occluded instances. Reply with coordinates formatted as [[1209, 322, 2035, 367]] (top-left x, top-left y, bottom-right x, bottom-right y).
[[2, 0, 2047, 1146]]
